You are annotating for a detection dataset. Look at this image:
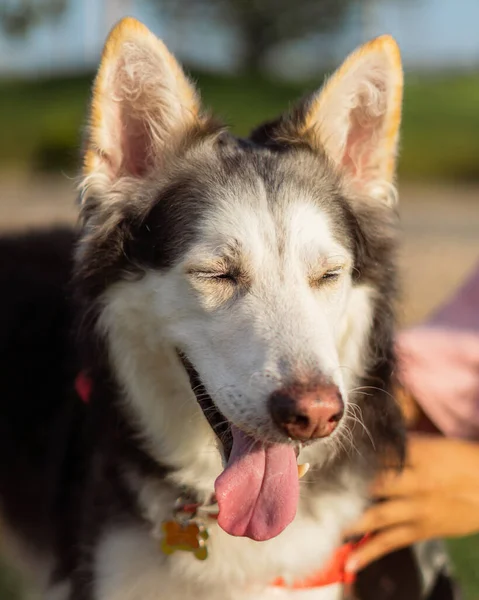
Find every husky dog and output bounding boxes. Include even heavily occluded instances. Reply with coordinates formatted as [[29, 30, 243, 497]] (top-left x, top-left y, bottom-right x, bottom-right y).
[[0, 18, 406, 600]]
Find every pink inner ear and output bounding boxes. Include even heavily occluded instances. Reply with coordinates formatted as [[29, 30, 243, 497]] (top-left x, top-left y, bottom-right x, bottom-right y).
[[340, 79, 387, 182], [341, 110, 378, 179], [120, 109, 151, 177], [103, 55, 156, 179]]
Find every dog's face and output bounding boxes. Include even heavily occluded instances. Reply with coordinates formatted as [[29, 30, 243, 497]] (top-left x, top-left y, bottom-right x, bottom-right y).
[[148, 152, 356, 443], [78, 19, 403, 540]]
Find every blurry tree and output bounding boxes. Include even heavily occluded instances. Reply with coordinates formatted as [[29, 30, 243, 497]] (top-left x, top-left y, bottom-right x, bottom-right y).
[[148, 0, 354, 73], [0, 0, 66, 37]]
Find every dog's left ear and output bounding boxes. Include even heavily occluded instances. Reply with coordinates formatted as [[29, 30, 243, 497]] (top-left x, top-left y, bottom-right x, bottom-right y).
[[273, 36, 403, 203]]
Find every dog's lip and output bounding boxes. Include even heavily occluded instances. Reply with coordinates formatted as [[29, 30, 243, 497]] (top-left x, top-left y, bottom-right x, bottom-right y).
[[177, 351, 233, 459]]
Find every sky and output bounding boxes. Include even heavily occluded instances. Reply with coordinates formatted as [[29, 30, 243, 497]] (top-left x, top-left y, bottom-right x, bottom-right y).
[[0, 0, 479, 78]]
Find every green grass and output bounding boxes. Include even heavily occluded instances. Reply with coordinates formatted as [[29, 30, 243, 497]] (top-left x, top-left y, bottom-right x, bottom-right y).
[[0, 74, 94, 173], [1, 70, 479, 180], [447, 535, 479, 599], [0, 559, 25, 600], [401, 73, 479, 180]]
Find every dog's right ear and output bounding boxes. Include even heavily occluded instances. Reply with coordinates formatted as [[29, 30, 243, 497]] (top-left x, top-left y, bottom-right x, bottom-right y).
[[81, 18, 203, 200]]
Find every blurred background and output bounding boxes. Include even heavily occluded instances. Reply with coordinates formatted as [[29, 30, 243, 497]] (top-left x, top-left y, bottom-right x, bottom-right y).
[[1, 0, 479, 598]]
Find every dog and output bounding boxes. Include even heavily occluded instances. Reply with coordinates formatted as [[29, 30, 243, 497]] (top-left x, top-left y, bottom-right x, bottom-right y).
[[0, 18, 406, 600]]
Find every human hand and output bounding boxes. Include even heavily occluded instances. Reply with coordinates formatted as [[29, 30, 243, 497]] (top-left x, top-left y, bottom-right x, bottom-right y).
[[344, 434, 479, 573]]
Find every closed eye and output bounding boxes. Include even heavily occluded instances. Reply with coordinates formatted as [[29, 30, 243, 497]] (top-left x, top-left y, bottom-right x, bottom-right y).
[[321, 270, 341, 281], [192, 271, 237, 284], [309, 268, 342, 288]]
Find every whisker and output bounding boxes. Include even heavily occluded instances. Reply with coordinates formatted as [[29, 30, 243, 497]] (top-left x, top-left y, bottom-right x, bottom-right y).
[[348, 385, 396, 402], [345, 403, 376, 450]]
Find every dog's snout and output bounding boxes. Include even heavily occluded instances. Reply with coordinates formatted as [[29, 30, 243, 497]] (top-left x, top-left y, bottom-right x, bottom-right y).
[[269, 383, 344, 441]]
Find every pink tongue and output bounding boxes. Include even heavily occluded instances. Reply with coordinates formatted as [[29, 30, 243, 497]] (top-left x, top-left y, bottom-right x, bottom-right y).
[[214, 426, 299, 541]]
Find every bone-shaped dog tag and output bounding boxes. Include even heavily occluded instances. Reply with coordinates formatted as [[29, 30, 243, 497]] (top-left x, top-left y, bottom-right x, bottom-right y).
[[160, 520, 209, 561]]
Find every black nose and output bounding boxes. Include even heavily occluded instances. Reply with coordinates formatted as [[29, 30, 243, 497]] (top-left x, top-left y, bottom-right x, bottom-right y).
[[269, 383, 344, 441]]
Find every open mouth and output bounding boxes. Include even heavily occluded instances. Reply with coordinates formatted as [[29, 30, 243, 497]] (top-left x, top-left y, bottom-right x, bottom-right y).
[[179, 352, 233, 458], [179, 352, 310, 542]]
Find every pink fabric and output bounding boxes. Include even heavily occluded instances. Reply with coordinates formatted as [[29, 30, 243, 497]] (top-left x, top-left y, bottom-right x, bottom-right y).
[[398, 263, 479, 440]]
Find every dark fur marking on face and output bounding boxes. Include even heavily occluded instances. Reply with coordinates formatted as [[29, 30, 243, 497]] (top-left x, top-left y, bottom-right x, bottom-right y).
[[126, 179, 213, 271]]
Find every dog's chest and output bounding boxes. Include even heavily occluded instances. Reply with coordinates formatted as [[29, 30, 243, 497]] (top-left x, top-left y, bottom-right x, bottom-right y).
[[93, 525, 344, 600], [92, 484, 364, 600]]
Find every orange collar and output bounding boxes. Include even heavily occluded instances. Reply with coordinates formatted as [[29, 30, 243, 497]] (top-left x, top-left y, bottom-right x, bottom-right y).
[[270, 535, 370, 589]]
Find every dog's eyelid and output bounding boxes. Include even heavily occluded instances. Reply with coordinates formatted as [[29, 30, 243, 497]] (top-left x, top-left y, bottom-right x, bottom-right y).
[[186, 260, 226, 271], [186, 267, 238, 284], [325, 266, 343, 275], [196, 271, 233, 279], [322, 270, 341, 279], [311, 264, 344, 277], [308, 265, 344, 288], [185, 260, 228, 274]]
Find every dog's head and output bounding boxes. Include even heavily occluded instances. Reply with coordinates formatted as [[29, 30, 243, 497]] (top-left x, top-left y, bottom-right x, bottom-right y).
[[77, 18, 404, 541]]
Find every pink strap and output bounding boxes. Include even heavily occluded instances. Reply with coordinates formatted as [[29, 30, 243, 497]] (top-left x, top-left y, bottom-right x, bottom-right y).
[[75, 371, 92, 404]]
